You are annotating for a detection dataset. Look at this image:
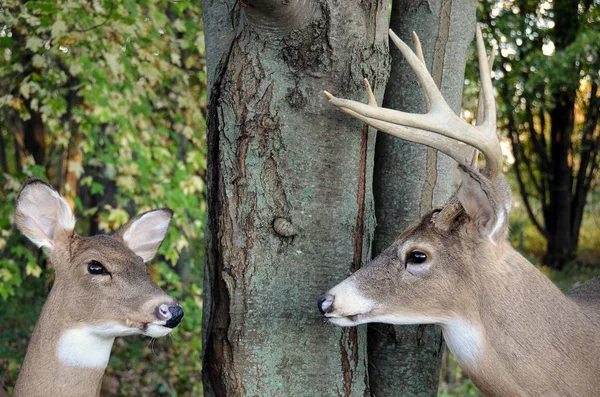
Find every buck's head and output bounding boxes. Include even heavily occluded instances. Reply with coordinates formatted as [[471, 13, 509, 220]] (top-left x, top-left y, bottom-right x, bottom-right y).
[[14, 179, 183, 339], [319, 25, 509, 328], [319, 166, 512, 326]]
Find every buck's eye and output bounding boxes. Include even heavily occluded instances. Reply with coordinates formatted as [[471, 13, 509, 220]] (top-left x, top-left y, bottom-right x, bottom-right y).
[[88, 260, 109, 275], [407, 251, 428, 265]]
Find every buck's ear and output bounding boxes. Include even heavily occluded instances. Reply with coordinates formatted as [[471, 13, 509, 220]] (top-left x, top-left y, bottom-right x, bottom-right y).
[[457, 165, 508, 243], [115, 208, 173, 262], [14, 179, 76, 250]]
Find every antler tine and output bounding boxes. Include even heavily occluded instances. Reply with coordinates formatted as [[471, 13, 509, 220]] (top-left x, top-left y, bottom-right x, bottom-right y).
[[388, 29, 449, 113], [323, 25, 503, 180], [473, 31, 497, 171], [412, 31, 431, 111], [475, 24, 496, 128]]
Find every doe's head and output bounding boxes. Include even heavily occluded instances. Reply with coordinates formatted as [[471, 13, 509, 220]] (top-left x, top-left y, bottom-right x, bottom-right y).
[[14, 179, 183, 338]]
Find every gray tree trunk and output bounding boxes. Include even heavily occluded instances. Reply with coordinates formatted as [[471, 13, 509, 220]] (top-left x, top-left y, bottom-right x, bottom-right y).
[[368, 1, 477, 395], [201, 1, 389, 395]]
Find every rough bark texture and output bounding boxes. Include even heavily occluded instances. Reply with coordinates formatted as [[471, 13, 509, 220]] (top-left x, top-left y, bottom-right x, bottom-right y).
[[201, 1, 389, 395], [368, 0, 476, 395]]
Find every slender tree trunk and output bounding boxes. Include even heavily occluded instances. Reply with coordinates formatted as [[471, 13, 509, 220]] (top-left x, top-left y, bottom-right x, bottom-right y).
[[9, 105, 46, 169], [544, 93, 575, 268], [541, 0, 579, 268], [0, 124, 8, 173], [368, 1, 476, 395], [201, 1, 389, 395]]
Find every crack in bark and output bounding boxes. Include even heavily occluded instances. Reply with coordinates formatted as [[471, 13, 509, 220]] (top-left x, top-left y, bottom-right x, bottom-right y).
[[352, 123, 369, 273], [203, 32, 245, 396], [339, 328, 353, 397]]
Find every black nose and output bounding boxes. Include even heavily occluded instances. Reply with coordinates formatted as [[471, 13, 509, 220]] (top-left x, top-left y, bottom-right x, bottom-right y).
[[318, 294, 334, 315], [165, 305, 184, 328]]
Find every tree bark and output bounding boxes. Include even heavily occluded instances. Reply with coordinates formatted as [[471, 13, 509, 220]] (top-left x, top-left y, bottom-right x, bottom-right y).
[[201, 1, 389, 395], [368, 1, 476, 395]]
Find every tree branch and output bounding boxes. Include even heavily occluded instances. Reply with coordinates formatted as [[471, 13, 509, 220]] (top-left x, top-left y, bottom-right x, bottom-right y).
[[73, 2, 115, 33], [242, 0, 316, 33], [509, 125, 549, 238]]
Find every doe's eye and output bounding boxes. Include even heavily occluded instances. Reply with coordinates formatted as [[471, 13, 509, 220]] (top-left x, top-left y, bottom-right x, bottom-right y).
[[88, 260, 108, 275], [407, 251, 428, 265]]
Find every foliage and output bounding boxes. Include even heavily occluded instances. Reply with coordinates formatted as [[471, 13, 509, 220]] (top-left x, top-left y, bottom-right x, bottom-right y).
[[0, 0, 206, 394], [466, 0, 600, 267]]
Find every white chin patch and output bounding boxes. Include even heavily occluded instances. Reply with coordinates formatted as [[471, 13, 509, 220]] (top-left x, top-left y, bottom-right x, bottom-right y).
[[327, 317, 364, 327], [57, 324, 140, 368], [145, 323, 174, 338]]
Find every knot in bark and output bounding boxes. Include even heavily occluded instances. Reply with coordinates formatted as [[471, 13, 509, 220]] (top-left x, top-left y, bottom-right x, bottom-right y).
[[273, 217, 296, 237]]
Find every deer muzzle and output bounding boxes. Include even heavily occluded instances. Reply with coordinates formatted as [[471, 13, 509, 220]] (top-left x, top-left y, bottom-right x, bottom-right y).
[[317, 278, 376, 326]]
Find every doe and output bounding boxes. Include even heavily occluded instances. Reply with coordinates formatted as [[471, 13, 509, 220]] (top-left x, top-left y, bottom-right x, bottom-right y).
[[12, 179, 183, 397]]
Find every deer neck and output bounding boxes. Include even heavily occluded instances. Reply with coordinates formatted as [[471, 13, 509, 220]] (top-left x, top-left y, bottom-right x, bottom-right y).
[[443, 244, 599, 396], [13, 290, 112, 397]]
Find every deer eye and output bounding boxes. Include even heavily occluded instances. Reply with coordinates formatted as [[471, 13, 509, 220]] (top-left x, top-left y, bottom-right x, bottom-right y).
[[407, 251, 428, 265], [88, 261, 109, 275]]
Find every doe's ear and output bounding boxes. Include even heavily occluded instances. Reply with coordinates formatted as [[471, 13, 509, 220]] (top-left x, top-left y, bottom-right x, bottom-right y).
[[457, 165, 509, 243], [115, 208, 173, 262], [14, 179, 76, 250]]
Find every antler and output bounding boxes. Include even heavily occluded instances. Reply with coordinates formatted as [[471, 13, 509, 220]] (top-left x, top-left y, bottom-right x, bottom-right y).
[[323, 24, 502, 180]]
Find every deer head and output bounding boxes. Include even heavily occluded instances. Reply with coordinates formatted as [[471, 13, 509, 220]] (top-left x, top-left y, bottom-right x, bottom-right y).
[[318, 25, 509, 332], [14, 179, 183, 368], [317, 25, 600, 397]]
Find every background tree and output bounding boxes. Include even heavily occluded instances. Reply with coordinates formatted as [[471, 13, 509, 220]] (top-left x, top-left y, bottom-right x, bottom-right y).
[[0, 0, 206, 394], [367, 1, 477, 395], [477, 0, 600, 268], [201, 0, 389, 395]]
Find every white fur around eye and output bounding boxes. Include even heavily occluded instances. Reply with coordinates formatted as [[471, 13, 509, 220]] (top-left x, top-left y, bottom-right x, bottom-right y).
[[406, 263, 430, 276]]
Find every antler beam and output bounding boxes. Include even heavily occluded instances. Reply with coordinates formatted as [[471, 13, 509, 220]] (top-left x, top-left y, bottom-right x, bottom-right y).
[[323, 24, 502, 180]]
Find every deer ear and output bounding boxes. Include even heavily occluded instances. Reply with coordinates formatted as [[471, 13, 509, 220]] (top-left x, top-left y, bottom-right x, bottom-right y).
[[457, 165, 508, 243], [14, 179, 76, 250], [115, 208, 173, 262]]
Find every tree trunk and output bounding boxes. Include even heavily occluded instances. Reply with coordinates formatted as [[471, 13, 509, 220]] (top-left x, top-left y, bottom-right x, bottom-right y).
[[9, 105, 46, 169], [201, 1, 389, 395], [368, 1, 476, 395], [541, 0, 579, 268], [544, 92, 575, 268], [0, 121, 8, 173]]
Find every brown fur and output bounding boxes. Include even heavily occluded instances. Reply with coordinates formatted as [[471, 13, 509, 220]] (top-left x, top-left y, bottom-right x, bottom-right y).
[[325, 173, 600, 396], [13, 180, 177, 397], [320, 25, 600, 397]]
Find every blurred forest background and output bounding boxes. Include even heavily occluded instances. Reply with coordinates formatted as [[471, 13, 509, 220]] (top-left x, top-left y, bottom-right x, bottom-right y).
[[0, 0, 599, 396]]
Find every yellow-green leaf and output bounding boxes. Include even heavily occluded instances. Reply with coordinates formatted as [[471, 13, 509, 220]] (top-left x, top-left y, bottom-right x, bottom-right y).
[[51, 19, 68, 38], [32, 54, 45, 68], [26, 36, 44, 52]]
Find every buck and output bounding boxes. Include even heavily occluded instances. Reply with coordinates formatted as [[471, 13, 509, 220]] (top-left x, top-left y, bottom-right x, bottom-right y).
[[11, 179, 184, 396], [319, 26, 600, 396]]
